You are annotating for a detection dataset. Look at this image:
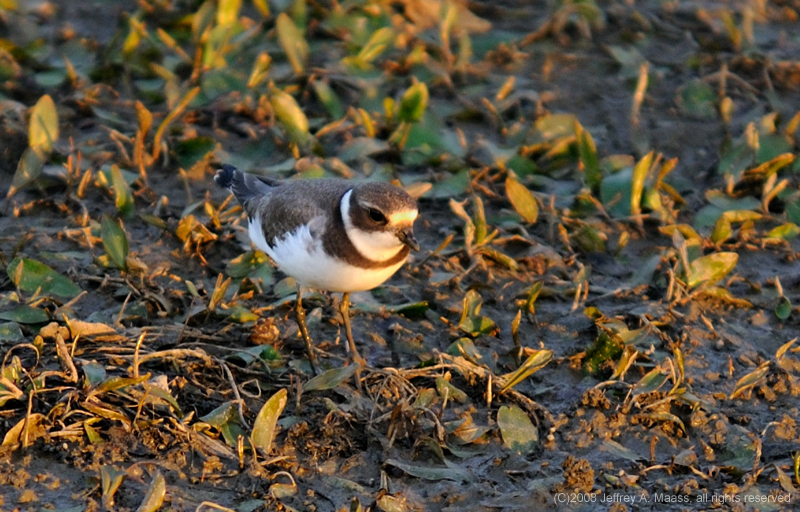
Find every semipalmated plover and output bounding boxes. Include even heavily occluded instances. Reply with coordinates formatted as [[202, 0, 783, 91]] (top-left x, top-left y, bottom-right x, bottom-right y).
[[215, 164, 419, 369]]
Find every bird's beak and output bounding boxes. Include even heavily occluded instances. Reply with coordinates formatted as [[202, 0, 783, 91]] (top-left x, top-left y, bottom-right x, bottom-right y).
[[398, 227, 420, 251]]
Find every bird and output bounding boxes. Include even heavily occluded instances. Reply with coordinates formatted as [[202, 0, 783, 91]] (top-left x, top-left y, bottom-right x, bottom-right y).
[[215, 164, 420, 371]]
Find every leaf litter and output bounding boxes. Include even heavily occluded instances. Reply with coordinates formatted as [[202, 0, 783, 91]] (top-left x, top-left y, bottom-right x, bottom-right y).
[[1, 0, 800, 511]]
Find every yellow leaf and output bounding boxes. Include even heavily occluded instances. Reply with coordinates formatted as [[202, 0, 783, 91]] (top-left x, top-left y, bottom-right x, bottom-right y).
[[505, 176, 538, 223]]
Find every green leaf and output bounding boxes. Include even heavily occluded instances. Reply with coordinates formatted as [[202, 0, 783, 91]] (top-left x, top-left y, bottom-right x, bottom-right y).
[[611, 345, 638, 380], [505, 176, 538, 223], [477, 246, 519, 271], [630, 367, 669, 398], [311, 80, 344, 120], [678, 80, 716, 119], [583, 331, 624, 375], [384, 458, 474, 483], [338, 137, 390, 163], [226, 305, 259, 323], [227, 345, 281, 366], [0, 322, 23, 341], [458, 290, 495, 336], [152, 86, 200, 160], [251, 388, 287, 454], [435, 376, 469, 403], [686, 252, 738, 289], [447, 338, 491, 368], [599, 166, 633, 217], [775, 296, 792, 320], [247, 51, 272, 88], [429, 169, 470, 199], [174, 137, 216, 169], [397, 82, 429, 123], [89, 375, 148, 397], [7, 257, 81, 299], [730, 362, 770, 399], [200, 401, 237, 427], [101, 216, 129, 271], [0, 306, 49, 324], [303, 365, 358, 391], [7, 147, 45, 198], [599, 439, 645, 462], [216, 0, 241, 27], [497, 406, 538, 455], [100, 465, 126, 510], [271, 86, 310, 145], [766, 223, 800, 241], [577, 123, 601, 190], [28, 94, 59, 154], [500, 350, 554, 392], [572, 224, 606, 253], [109, 165, 134, 219], [143, 382, 182, 416], [711, 210, 762, 244], [83, 361, 107, 388], [276, 13, 308, 75], [225, 250, 270, 279], [343, 26, 395, 69]]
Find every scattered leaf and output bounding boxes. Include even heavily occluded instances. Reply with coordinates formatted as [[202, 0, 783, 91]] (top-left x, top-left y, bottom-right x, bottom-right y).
[[101, 215, 129, 270], [303, 365, 358, 391], [497, 406, 538, 455], [505, 176, 538, 223], [109, 164, 135, 218], [0, 322, 23, 341], [730, 362, 770, 399], [397, 82, 429, 123], [500, 350, 554, 392], [7, 257, 81, 299], [686, 252, 738, 289], [435, 376, 469, 403], [384, 458, 473, 482], [630, 367, 670, 399], [100, 466, 126, 510], [134, 471, 165, 512], [251, 388, 288, 454], [276, 13, 308, 75], [0, 305, 49, 324], [271, 86, 310, 145], [28, 94, 59, 154]]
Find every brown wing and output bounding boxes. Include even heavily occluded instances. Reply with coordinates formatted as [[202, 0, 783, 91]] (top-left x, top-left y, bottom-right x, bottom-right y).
[[253, 179, 353, 248]]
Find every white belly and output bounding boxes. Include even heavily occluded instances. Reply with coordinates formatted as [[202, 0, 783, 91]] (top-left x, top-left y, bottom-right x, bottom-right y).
[[248, 217, 407, 292]]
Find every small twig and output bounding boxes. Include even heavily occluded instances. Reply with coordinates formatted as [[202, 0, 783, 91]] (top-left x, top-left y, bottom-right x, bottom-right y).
[[115, 292, 132, 326], [631, 61, 649, 127], [53, 290, 88, 316], [133, 332, 147, 379], [54, 333, 78, 383], [217, 358, 250, 430]]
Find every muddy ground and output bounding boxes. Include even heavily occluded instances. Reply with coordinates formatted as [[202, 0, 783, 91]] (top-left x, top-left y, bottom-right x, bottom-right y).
[[1, 0, 800, 511]]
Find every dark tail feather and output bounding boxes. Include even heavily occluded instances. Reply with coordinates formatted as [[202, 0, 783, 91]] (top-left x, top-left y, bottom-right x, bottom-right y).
[[214, 164, 237, 189], [214, 164, 274, 204]]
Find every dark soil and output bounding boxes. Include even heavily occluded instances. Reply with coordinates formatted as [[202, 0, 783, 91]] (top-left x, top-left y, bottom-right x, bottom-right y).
[[1, 0, 800, 511]]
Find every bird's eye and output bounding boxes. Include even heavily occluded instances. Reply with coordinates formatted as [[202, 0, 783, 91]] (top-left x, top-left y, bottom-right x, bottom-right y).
[[368, 208, 387, 224]]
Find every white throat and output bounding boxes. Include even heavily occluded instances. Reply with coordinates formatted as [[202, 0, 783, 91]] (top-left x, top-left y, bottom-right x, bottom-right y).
[[340, 189, 405, 262]]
